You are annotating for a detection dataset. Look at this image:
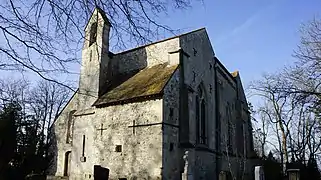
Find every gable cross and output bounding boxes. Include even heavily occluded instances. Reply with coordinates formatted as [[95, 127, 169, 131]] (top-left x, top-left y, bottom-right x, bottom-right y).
[[97, 123, 108, 136]]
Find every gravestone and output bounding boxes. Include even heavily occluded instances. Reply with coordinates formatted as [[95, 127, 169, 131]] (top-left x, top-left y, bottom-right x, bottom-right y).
[[254, 166, 265, 180], [287, 169, 300, 180], [218, 171, 227, 180], [182, 150, 194, 180], [94, 165, 109, 180]]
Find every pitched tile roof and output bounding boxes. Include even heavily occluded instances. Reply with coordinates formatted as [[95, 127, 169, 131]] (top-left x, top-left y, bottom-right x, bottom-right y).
[[93, 63, 178, 107]]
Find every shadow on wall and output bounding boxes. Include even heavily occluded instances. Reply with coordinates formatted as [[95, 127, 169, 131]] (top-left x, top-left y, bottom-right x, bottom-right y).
[[104, 47, 149, 94]]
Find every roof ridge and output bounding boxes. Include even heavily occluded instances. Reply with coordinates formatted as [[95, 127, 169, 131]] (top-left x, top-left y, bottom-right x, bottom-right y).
[[113, 27, 206, 55]]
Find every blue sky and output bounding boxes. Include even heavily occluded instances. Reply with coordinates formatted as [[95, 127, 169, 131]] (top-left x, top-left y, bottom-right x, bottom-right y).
[[2, 0, 320, 99], [160, 0, 321, 101]]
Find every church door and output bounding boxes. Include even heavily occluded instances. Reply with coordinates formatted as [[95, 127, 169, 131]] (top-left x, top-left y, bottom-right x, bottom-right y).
[[63, 151, 71, 176]]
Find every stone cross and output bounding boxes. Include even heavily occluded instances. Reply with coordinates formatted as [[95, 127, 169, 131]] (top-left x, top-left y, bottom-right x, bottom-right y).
[[128, 120, 137, 135], [254, 166, 265, 180], [97, 123, 108, 136]]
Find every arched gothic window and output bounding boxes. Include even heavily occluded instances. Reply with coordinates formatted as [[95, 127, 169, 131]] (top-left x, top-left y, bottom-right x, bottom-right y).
[[196, 84, 207, 144], [89, 22, 98, 46]]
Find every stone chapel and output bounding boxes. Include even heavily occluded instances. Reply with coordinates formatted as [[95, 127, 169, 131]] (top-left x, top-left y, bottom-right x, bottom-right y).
[[48, 7, 255, 180]]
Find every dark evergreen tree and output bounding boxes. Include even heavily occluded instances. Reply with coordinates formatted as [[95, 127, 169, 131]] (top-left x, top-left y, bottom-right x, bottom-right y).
[[263, 151, 283, 180], [0, 102, 20, 179], [306, 154, 320, 180]]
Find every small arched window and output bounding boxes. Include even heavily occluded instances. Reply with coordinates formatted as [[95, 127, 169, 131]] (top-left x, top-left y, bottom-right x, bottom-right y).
[[89, 22, 98, 46], [196, 84, 207, 144], [63, 151, 71, 176]]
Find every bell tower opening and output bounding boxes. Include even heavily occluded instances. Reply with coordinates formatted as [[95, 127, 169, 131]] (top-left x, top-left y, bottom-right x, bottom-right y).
[[89, 22, 98, 46]]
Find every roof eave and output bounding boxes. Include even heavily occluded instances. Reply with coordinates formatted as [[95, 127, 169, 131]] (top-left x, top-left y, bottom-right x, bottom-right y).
[[94, 93, 163, 108]]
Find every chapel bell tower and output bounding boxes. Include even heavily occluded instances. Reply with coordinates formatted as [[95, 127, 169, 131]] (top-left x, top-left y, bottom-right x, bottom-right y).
[[78, 7, 111, 109]]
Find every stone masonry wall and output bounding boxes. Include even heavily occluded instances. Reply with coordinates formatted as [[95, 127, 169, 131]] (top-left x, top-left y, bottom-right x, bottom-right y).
[[160, 29, 220, 180], [114, 38, 180, 75], [216, 68, 237, 153], [179, 29, 217, 180], [162, 70, 183, 180], [70, 99, 163, 180], [49, 93, 78, 176], [179, 29, 216, 148], [216, 64, 252, 179]]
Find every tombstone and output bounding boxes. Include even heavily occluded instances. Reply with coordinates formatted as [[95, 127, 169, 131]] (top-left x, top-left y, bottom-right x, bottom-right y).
[[254, 166, 265, 180], [287, 169, 300, 180], [94, 165, 109, 180], [219, 171, 227, 180], [181, 150, 195, 180], [181, 151, 189, 180]]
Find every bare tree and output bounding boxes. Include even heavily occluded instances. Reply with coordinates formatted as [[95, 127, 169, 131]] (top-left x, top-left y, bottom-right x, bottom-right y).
[[0, 0, 197, 89], [247, 16, 321, 179], [250, 78, 321, 165], [252, 103, 270, 158], [0, 78, 29, 105], [27, 80, 70, 157], [249, 74, 291, 172], [0, 77, 70, 176], [275, 17, 321, 117]]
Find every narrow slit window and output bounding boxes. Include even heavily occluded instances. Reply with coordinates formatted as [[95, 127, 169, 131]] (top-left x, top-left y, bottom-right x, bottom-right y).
[[89, 22, 98, 46], [82, 135, 85, 156], [89, 50, 93, 61]]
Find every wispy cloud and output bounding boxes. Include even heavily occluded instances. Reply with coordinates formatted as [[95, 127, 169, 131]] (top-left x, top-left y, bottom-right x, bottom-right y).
[[215, 3, 277, 47]]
